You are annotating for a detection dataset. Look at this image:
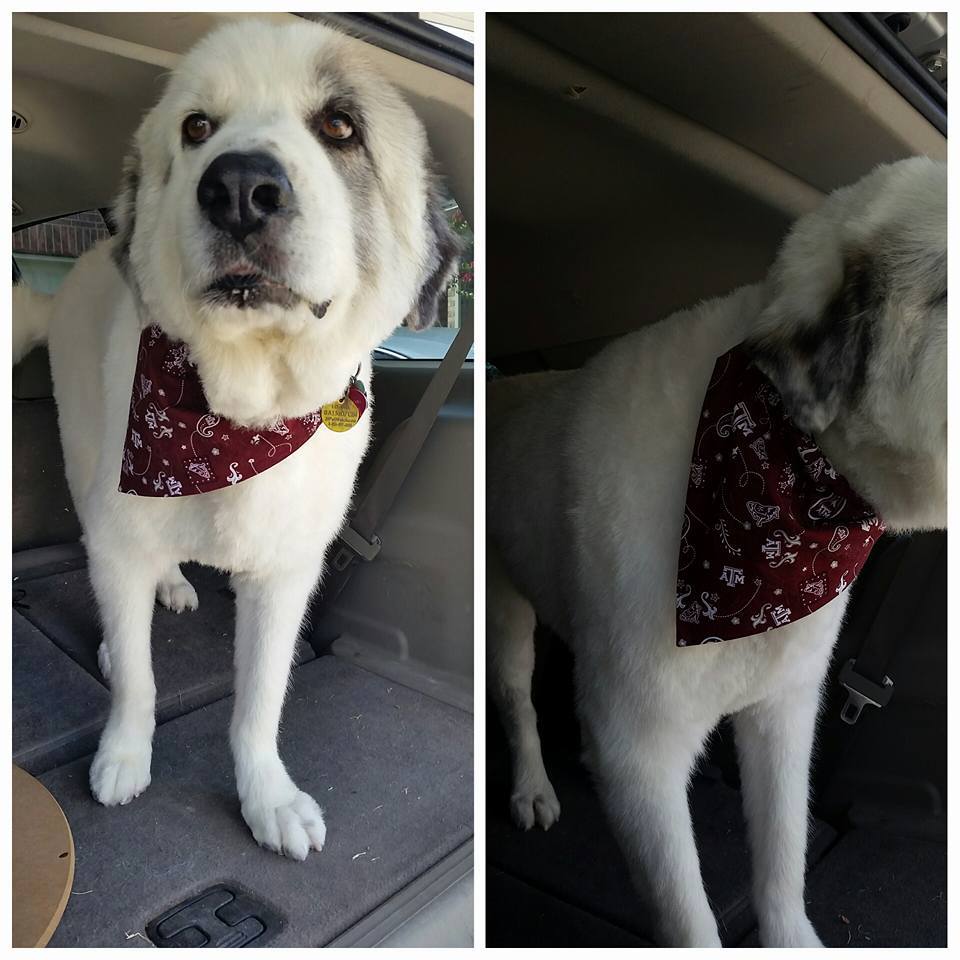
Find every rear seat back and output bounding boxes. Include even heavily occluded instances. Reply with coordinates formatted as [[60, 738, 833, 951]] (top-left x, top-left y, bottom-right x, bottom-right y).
[[13, 346, 81, 551]]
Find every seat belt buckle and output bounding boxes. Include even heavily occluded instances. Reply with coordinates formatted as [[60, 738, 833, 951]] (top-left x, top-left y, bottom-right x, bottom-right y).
[[838, 658, 894, 725], [329, 525, 382, 572]]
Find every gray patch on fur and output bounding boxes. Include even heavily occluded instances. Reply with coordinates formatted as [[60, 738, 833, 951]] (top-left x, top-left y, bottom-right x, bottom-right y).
[[748, 249, 882, 433], [111, 148, 141, 282], [404, 175, 461, 331]]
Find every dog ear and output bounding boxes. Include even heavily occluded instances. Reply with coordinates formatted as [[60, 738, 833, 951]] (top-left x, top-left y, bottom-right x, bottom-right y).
[[749, 250, 880, 434], [110, 148, 142, 281], [403, 179, 462, 331]]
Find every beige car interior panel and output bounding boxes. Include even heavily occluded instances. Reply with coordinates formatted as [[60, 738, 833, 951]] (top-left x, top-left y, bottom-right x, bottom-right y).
[[487, 20, 824, 222], [13, 12, 473, 227], [487, 13, 946, 359]]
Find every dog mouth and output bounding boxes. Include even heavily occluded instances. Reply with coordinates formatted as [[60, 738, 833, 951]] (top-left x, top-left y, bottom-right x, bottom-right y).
[[203, 272, 330, 319]]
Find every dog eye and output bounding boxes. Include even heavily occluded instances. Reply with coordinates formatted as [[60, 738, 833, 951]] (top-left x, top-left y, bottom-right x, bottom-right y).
[[182, 113, 215, 145], [319, 111, 355, 142]]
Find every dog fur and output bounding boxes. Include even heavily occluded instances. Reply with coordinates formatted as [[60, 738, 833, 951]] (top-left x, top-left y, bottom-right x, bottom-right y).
[[14, 19, 457, 860], [487, 157, 946, 946]]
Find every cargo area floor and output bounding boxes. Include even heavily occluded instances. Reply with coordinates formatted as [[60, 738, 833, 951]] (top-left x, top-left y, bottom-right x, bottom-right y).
[[13, 560, 473, 948]]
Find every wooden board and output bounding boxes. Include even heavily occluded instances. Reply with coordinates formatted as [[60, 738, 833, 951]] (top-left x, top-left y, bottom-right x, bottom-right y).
[[12, 764, 75, 948]]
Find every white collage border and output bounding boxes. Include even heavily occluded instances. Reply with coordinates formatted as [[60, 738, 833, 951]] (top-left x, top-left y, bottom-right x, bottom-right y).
[[3, 3, 956, 956]]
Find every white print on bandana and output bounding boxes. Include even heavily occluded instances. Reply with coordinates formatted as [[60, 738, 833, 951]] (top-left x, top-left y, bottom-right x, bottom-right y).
[[118, 325, 356, 497], [676, 346, 882, 647]]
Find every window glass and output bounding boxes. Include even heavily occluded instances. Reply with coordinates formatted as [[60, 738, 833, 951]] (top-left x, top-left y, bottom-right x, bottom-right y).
[[419, 12, 474, 44], [13, 210, 110, 293]]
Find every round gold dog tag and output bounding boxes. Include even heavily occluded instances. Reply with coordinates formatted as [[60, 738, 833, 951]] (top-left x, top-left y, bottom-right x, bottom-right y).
[[321, 396, 360, 432]]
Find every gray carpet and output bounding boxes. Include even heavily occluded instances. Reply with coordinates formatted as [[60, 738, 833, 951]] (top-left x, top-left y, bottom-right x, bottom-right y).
[[43, 655, 473, 947], [487, 867, 653, 947], [13, 611, 110, 775], [804, 828, 946, 947], [16, 563, 314, 724]]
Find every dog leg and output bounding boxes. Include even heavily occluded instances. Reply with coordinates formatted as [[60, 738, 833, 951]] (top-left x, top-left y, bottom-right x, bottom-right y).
[[590, 721, 720, 946], [98, 564, 198, 680], [733, 689, 824, 947], [230, 569, 326, 861], [88, 551, 158, 806], [487, 548, 560, 830], [156, 563, 199, 613]]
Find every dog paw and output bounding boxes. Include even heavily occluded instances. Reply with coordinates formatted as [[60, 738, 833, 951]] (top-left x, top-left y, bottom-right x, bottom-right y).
[[156, 574, 199, 613], [510, 779, 561, 831], [242, 790, 327, 861], [97, 642, 112, 682], [90, 739, 152, 806]]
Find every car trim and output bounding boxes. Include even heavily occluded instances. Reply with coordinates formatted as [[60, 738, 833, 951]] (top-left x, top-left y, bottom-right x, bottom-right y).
[[818, 13, 946, 135], [297, 13, 473, 84]]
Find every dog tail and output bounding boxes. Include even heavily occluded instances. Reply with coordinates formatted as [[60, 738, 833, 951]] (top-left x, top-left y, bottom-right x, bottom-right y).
[[12, 277, 54, 364]]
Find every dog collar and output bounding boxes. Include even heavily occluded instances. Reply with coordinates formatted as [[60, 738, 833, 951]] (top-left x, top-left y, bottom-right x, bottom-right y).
[[676, 345, 883, 646], [119, 325, 366, 497]]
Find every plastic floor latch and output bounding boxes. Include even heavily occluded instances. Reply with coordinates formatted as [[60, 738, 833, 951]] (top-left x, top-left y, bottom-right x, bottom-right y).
[[145, 884, 283, 948]]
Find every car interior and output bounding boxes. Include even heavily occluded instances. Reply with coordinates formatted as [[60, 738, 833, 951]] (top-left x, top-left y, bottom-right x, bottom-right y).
[[12, 11, 473, 948], [485, 12, 946, 947]]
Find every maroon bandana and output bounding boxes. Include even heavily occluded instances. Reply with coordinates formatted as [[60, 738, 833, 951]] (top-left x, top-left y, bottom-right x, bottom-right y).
[[119, 325, 366, 497], [676, 346, 883, 646]]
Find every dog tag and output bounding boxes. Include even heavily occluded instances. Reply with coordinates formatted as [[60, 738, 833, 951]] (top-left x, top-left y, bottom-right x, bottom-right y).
[[321, 383, 366, 433]]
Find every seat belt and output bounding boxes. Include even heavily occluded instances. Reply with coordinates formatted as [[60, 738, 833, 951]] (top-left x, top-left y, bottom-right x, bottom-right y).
[[838, 534, 944, 724], [320, 310, 474, 603]]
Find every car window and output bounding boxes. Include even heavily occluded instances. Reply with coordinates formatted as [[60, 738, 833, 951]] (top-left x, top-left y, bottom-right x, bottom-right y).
[[420, 12, 474, 44], [13, 210, 110, 294], [376, 198, 474, 362]]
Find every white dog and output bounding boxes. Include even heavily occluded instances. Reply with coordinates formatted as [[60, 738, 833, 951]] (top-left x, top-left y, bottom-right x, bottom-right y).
[[487, 157, 945, 946], [14, 20, 457, 860]]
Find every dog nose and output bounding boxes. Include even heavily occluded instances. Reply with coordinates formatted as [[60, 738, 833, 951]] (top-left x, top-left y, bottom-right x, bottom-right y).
[[196, 151, 295, 242]]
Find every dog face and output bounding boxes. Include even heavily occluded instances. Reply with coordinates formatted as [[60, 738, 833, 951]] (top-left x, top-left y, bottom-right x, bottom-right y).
[[113, 19, 458, 351], [749, 157, 946, 531]]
